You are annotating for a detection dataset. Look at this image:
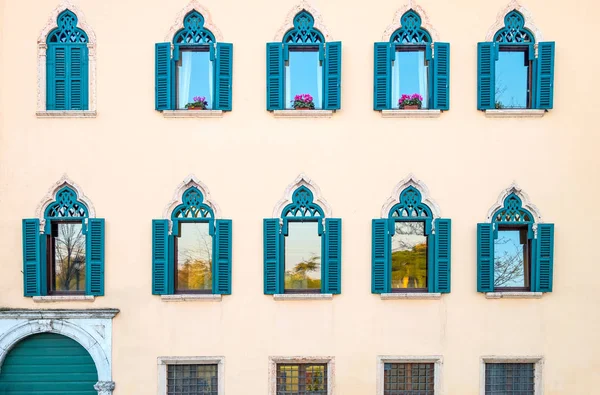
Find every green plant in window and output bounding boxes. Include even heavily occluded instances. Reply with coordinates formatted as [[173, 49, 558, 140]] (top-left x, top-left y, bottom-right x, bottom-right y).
[[285, 255, 321, 289], [292, 94, 316, 110], [398, 93, 423, 109], [391, 242, 427, 288], [495, 101, 505, 109], [185, 96, 209, 110]]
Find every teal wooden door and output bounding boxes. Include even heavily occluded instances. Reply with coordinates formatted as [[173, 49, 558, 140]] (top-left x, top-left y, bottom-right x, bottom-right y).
[[0, 333, 98, 394]]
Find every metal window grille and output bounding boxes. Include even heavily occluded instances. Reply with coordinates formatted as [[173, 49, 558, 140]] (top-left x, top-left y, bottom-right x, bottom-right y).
[[276, 363, 327, 395], [485, 363, 535, 395], [384, 363, 435, 395], [167, 364, 218, 395]]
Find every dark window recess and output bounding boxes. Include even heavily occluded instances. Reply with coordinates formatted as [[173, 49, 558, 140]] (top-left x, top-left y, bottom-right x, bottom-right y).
[[167, 364, 218, 395], [485, 363, 535, 395], [276, 363, 327, 395], [384, 363, 435, 395]]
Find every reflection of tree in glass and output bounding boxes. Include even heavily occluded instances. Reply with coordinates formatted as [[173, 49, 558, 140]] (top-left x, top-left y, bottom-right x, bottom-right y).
[[178, 226, 212, 290], [494, 237, 524, 287], [392, 222, 427, 289], [285, 255, 321, 289], [55, 223, 86, 291]]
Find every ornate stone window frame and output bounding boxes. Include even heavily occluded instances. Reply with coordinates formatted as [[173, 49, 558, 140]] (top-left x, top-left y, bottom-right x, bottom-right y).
[[376, 355, 443, 394], [37, 0, 97, 118], [272, 173, 332, 220], [0, 309, 119, 395], [480, 356, 543, 395], [158, 356, 225, 395], [485, 183, 543, 226], [268, 356, 335, 395], [382, 0, 440, 42]]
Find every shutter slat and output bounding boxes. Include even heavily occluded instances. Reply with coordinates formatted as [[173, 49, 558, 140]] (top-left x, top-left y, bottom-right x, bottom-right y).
[[477, 42, 495, 110], [477, 223, 494, 292], [324, 42, 342, 110], [535, 42, 555, 109], [434, 218, 451, 293], [266, 43, 284, 110], [22, 219, 41, 297], [214, 219, 232, 295], [86, 218, 105, 296], [324, 218, 342, 294], [372, 219, 390, 294], [263, 218, 281, 294], [215, 43, 233, 111], [535, 223, 554, 292], [152, 219, 170, 295], [373, 42, 391, 110], [433, 42, 450, 110], [155, 43, 173, 111]]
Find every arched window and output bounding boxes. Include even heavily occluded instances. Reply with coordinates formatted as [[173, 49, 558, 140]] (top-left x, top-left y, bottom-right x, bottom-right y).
[[374, 8, 449, 111], [267, 9, 341, 111], [372, 178, 451, 295], [152, 178, 232, 296], [478, 7, 555, 110], [263, 177, 341, 296], [22, 178, 105, 297], [155, 8, 232, 111], [477, 186, 554, 294]]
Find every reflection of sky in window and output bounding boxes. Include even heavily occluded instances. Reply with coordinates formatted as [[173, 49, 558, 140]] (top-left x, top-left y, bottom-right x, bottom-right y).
[[392, 50, 428, 108], [286, 50, 322, 109], [177, 50, 213, 109], [495, 50, 528, 108], [285, 221, 321, 281], [392, 222, 426, 252], [494, 229, 526, 287], [177, 222, 212, 266]]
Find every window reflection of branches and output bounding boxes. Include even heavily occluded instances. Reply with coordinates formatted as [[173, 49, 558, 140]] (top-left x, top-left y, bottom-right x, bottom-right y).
[[53, 222, 86, 292], [494, 230, 528, 288], [177, 222, 212, 291]]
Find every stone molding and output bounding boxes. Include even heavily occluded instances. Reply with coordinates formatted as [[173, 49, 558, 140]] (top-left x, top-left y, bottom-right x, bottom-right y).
[[36, 110, 97, 118], [272, 173, 333, 219], [165, 0, 224, 42], [484, 109, 546, 118], [484, 0, 543, 42], [485, 182, 543, 224], [273, 293, 333, 301], [380, 174, 442, 220], [273, 110, 333, 118], [381, 109, 441, 118], [380, 293, 442, 300], [162, 174, 222, 227], [376, 356, 443, 394], [162, 110, 224, 118], [158, 356, 225, 395], [485, 292, 543, 299], [274, 0, 332, 42], [161, 294, 222, 302], [268, 356, 335, 395], [33, 295, 95, 303], [480, 356, 543, 395], [94, 381, 116, 395], [382, 0, 440, 42]]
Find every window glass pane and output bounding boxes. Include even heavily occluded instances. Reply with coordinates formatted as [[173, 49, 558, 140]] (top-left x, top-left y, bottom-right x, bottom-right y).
[[391, 222, 427, 290], [53, 222, 86, 292], [177, 49, 213, 109], [495, 49, 529, 108], [167, 364, 218, 395], [384, 363, 435, 395], [285, 49, 322, 109], [285, 222, 321, 291], [485, 363, 535, 395], [392, 49, 429, 108], [277, 364, 327, 395], [494, 228, 529, 289], [177, 222, 212, 292]]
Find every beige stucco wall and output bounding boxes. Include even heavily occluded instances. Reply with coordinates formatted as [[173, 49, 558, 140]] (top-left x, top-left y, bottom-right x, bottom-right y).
[[0, 0, 599, 393]]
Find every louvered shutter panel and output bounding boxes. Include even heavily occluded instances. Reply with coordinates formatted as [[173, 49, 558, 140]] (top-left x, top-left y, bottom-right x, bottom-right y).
[[373, 42, 391, 110], [266, 43, 284, 110], [86, 218, 105, 296], [213, 219, 232, 295], [324, 218, 342, 294], [155, 43, 173, 111], [263, 218, 281, 294], [477, 42, 496, 110], [477, 223, 494, 292], [69, 45, 88, 110], [47, 45, 68, 110], [152, 219, 170, 295], [535, 223, 554, 292], [535, 42, 555, 109], [372, 219, 390, 294], [433, 42, 450, 110], [324, 41, 342, 110], [22, 219, 41, 297], [434, 218, 451, 293], [215, 43, 233, 111]]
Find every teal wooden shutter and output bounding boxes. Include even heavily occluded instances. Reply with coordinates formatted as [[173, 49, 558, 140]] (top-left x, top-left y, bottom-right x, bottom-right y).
[[86, 218, 105, 296], [266, 43, 284, 110], [155, 43, 173, 111], [22, 219, 41, 297], [263, 218, 281, 294], [152, 219, 170, 295], [534, 223, 554, 292], [373, 42, 391, 110], [215, 43, 233, 111], [213, 219, 232, 295], [477, 42, 496, 110], [433, 43, 450, 110], [69, 45, 88, 110], [372, 219, 390, 294], [46, 46, 67, 110], [434, 218, 451, 293], [324, 42, 342, 110], [535, 42, 555, 110], [324, 218, 342, 294], [477, 223, 494, 292]]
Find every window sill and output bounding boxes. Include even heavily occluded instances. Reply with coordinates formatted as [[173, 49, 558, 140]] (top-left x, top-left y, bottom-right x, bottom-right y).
[[484, 109, 546, 118], [273, 110, 333, 118], [161, 294, 222, 302], [273, 293, 333, 301], [162, 110, 224, 118], [380, 293, 442, 300], [36, 110, 97, 118], [381, 109, 441, 118], [485, 292, 543, 299], [33, 295, 95, 303]]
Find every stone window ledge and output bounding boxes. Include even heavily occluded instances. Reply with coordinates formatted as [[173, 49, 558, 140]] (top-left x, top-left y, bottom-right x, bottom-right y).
[[381, 109, 441, 118], [161, 294, 222, 302], [380, 293, 442, 300], [273, 293, 333, 301], [273, 110, 333, 118], [484, 109, 546, 118], [162, 110, 224, 118], [33, 295, 95, 303], [485, 292, 543, 299], [36, 110, 97, 118]]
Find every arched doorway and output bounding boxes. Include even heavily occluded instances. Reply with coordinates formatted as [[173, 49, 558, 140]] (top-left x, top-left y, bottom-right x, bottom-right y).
[[0, 333, 98, 394]]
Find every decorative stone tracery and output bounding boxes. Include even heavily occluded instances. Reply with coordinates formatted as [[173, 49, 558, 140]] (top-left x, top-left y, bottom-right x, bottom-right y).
[[165, 0, 223, 42], [484, 0, 543, 42], [382, 0, 439, 42], [485, 183, 543, 224], [274, 0, 332, 42], [272, 174, 332, 219]]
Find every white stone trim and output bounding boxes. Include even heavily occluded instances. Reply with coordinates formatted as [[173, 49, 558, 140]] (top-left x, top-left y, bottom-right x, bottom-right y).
[[36, 110, 97, 118], [161, 294, 222, 302], [273, 293, 333, 301], [480, 356, 543, 395], [381, 109, 441, 118], [273, 110, 333, 118], [37, 0, 97, 114], [380, 293, 441, 300], [485, 109, 546, 118], [380, 174, 441, 220], [0, 309, 119, 394], [377, 355, 443, 395], [165, 0, 224, 42], [162, 174, 222, 227], [485, 292, 543, 299], [382, 0, 440, 42], [162, 110, 223, 118], [35, 174, 97, 233], [485, 183, 543, 224], [33, 295, 95, 303], [272, 173, 333, 219], [274, 0, 333, 42], [269, 356, 335, 395], [158, 356, 225, 395], [485, 0, 543, 42]]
